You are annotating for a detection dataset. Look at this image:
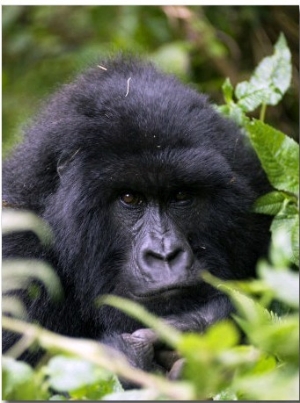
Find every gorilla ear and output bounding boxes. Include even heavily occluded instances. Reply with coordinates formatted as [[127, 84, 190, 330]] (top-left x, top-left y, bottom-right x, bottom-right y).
[[57, 148, 81, 177]]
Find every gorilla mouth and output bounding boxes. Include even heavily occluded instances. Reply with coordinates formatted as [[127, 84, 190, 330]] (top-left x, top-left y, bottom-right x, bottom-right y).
[[132, 284, 194, 300]]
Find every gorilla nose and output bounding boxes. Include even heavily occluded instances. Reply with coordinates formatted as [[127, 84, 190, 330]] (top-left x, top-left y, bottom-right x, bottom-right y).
[[140, 237, 193, 277], [144, 247, 185, 268]]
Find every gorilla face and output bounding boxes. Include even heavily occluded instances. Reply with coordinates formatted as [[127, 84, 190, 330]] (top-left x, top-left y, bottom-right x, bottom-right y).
[[3, 57, 271, 368]]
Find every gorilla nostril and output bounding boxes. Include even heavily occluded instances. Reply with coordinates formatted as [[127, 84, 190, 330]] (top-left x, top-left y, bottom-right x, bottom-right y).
[[165, 248, 184, 264], [143, 247, 188, 271], [143, 250, 162, 267]]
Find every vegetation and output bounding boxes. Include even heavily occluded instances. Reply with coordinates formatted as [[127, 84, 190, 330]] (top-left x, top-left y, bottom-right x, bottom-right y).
[[3, 6, 298, 155], [2, 6, 299, 401]]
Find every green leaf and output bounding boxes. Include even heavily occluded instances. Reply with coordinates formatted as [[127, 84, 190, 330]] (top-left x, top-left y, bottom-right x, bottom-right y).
[[253, 190, 299, 265], [271, 215, 299, 266], [177, 321, 240, 398], [71, 375, 123, 400], [202, 272, 273, 326], [250, 353, 277, 375], [247, 120, 299, 194], [47, 356, 98, 392], [46, 355, 117, 397], [219, 345, 275, 371], [269, 227, 297, 268], [227, 289, 273, 326], [104, 389, 163, 400], [242, 315, 299, 364], [179, 320, 239, 357], [235, 33, 292, 112], [291, 218, 300, 266], [259, 264, 299, 308], [49, 395, 68, 401], [2, 357, 46, 400], [232, 370, 299, 400], [253, 191, 287, 215], [271, 33, 293, 94], [214, 388, 238, 400]]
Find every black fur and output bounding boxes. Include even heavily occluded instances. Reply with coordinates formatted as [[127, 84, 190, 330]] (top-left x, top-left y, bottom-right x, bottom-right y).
[[3, 56, 271, 373]]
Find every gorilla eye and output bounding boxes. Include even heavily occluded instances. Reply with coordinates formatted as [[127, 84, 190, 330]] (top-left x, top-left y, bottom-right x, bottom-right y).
[[170, 191, 194, 206], [120, 192, 144, 206], [175, 191, 190, 202]]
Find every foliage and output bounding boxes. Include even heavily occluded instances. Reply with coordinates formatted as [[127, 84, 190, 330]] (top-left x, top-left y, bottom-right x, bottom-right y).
[[218, 33, 299, 266], [2, 210, 62, 319], [2, 6, 298, 155], [219, 33, 292, 123], [2, 33, 299, 401], [3, 209, 53, 245], [249, 121, 299, 265]]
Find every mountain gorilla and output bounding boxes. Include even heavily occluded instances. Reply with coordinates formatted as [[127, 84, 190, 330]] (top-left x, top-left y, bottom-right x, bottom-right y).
[[3, 57, 271, 376]]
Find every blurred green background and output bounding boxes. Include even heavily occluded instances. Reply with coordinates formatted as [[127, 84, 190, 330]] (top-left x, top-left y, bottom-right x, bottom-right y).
[[2, 5, 299, 156]]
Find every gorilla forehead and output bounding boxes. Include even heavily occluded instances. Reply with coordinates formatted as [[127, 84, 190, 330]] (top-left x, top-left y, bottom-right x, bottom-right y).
[[45, 58, 239, 163], [75, 89, 224, 153], [60, 61, 216, 145], [85, 144, 232, 196], [42, 57, 245, 195], [75, 88, 213, 152]]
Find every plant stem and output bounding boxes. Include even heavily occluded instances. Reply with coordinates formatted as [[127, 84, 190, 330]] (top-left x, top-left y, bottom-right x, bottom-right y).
[[260, 103, 267, 122]]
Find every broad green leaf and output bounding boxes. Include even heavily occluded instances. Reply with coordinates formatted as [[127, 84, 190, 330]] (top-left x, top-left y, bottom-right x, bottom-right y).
[[47, 356, 100, 392], [242, 315, 299, 364], [46, 356, 115, 395], [70, 375, 122, 400], [235, 33, 291, 112], [2, 357, 45, 400], [247, 120, 299, 194], [225, 288, 272, 326], [270, 227, 299, 270], [253, 189, 299, 265], [259, 264, 299, 308], [219, 345, 276, 372], [250, 353, 277, 375], [178, 321, 239, 357], [271, 214, 299, 266], [214, 388, 238, 400], [291, 218, 300, 266], [270, 33, 292, 94], [253, 191, 287, 215], [232, 370, 299, 400], [204, 320, 239, 350], [104, 389, 164, 400]]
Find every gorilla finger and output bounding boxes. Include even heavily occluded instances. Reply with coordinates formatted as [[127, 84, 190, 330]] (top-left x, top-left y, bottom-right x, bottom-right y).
[[168, 358, 186, 381], [121, 332, 155, 357], [155, 349, 181, 371], [131, 328, 159, 345]]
